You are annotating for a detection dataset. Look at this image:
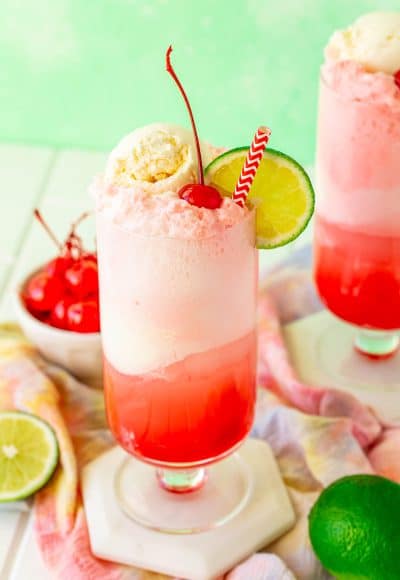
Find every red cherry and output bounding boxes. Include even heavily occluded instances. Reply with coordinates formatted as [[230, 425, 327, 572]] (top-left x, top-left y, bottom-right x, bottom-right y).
[[67, 300, 100, 333], [81, 252, 97, 264], [45, 254, 74, 278], [178, 184, 222, 209], [50, 297, 74, 329], [23, 271, 64, 313], [65, 258, 99, 298], [34, 310, 51, 324], [395, 69, 400, 89]]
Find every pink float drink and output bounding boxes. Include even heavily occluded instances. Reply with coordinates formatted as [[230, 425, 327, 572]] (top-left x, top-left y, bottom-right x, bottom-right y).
[[92, 120, 259, 531], [96, 202, 257, 466], [314, 13, 400, 355]]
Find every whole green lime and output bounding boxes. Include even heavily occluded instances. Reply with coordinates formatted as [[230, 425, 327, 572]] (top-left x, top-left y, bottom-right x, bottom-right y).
[[309, 474, 400, 580]]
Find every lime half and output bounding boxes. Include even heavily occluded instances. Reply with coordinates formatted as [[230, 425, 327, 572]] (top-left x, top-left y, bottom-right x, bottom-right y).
[[0, 411, 59, 502], [205, 147, 314, 249]]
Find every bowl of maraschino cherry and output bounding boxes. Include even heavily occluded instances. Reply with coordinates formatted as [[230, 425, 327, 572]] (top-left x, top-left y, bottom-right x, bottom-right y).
[[14, 209, 102, 386]]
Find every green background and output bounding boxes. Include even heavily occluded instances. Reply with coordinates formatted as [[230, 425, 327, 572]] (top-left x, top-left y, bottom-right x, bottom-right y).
[[0, 0, 398, 165]]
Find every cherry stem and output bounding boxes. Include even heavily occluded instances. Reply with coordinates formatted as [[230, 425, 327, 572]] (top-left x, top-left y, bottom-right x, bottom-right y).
[[66, 211, 92, 258], [69, 211, 91, 235], [166, 45, 204, 185], [33, 209, 63, 251]]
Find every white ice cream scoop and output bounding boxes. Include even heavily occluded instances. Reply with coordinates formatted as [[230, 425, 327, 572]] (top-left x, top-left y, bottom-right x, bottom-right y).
[[104, 123, 213, 195], [325, 12, 400, 74]]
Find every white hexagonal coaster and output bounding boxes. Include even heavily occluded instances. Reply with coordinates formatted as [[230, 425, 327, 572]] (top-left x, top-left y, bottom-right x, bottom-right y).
[[82, 439, 295, 580]]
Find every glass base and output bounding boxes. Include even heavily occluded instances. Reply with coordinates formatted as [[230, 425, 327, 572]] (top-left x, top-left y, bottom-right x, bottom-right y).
[[317, 320, 400, 390], [354, 329, 400, 359], [114, 451, 252, 534]]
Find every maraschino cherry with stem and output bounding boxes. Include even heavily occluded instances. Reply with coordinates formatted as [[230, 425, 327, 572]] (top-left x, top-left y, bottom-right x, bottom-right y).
[[23, 209, 100, 333], [34, 209, 96, 279], [166, 46, 222, 209]]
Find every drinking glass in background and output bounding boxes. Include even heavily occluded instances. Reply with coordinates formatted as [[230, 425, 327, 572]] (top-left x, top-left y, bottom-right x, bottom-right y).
[[313, 17, 400, 359]]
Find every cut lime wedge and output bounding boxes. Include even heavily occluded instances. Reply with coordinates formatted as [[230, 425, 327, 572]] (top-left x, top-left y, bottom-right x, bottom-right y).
[[0, 411, 59, 502], [205, 147, 315, 249]]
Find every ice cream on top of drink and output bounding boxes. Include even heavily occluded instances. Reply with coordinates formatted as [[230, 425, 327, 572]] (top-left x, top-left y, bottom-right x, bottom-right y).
[[322, 12, 400, 104], [93, 45, 253, 241], [104, 123, 213, 188], [325, 12, 400, 74], [92, 122, 247, 239]]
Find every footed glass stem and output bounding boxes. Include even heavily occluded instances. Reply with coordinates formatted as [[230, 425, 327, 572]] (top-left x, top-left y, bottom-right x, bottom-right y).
[[114, 453, 251, 533], [157, 467, 206, 493], [354, 329, 400, 359]]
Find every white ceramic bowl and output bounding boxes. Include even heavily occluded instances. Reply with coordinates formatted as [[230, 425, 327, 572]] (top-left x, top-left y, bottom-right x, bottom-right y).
[[14, 279, 103, 387]]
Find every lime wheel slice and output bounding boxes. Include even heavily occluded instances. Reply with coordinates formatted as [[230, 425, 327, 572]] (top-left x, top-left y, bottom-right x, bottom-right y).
[[206, 147, 314, 248], [0, 411, 58, 502]]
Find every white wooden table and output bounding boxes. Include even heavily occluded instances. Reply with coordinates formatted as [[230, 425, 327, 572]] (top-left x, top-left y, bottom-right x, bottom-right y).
[[0, 144, 311, 579]]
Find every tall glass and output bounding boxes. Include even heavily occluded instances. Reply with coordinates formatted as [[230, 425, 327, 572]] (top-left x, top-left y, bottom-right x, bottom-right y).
[[96, 209, 258, 532], [314, 72, 400, 358]]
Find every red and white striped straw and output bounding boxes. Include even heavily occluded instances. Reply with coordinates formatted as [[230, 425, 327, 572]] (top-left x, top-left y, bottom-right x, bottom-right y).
[[233, 126, 271, 207]]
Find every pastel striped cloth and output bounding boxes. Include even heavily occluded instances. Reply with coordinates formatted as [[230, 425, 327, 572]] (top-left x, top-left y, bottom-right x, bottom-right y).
[[0, 271, 399, 579]]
